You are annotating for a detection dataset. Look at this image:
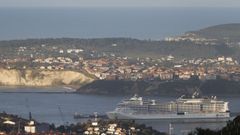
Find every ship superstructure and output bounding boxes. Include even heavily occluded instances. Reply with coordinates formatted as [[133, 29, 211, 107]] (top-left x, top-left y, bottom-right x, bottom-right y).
[[107, 92, 230, 120]]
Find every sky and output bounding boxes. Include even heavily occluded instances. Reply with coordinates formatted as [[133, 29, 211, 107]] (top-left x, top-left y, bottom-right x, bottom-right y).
[[0, 0, 240, 8]]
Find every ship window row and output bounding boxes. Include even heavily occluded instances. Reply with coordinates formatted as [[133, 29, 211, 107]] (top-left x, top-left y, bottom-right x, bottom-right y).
[[119, 104, 224, 113]]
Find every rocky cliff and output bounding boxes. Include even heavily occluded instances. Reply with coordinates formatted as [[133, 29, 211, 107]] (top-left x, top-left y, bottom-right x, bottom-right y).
[[0, 68, 94, 87]]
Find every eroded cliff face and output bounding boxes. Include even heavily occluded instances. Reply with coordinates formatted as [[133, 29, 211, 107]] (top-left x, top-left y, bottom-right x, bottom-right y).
[[0, 69, 94, 86]]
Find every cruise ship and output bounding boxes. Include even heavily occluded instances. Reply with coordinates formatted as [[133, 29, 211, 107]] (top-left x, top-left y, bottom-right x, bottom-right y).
[[107, 92, 230, 120]]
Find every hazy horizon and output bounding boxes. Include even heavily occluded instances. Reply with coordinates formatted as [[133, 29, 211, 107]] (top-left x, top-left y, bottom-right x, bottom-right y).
[[0, 7, 240, 41], [0, 0, 240, 8]]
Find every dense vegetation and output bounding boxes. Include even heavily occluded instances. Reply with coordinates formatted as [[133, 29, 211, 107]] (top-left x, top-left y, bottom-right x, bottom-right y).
[[0, 38, 234, 59], [189, 115, 240, 135], [77, 78, 240, 96], [190, 23, 240, 42]]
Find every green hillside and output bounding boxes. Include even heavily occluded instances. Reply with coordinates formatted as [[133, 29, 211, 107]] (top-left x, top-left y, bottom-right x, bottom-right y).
[[190, 23, 240, 41], [0, 38, 233, 59]]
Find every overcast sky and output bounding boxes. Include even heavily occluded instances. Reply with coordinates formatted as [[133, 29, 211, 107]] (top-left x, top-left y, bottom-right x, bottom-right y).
[[0, 0, 239, 7]]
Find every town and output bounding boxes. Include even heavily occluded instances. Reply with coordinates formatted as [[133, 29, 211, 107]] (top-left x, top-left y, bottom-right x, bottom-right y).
[[1, 42, 240, 82], [0, 112, 165, 135]]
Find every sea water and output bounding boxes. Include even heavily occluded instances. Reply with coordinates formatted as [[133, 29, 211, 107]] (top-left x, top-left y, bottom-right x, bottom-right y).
[[0, 87, 239, 134], [0, 7, 240, 40]]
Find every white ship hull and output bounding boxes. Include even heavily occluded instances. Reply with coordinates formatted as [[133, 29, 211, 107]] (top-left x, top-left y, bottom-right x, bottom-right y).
[[108, 93, 230, 121], [107, 111, 230, 120]]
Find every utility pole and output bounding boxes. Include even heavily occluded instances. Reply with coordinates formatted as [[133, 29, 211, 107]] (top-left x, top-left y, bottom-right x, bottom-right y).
[[17, 120, 21, 134], [58, 106, 66, 127]]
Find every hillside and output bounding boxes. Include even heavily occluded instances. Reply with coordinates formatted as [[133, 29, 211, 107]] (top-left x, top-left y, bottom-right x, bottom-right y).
[[77, 79, 240, 96], [189, 23, 240, 42], [0, 68, 93, 87], [1, 24, 240, 60], [190, 115, 240, 135], [1, 23, 240, 89], [0, 38, 234, 59]]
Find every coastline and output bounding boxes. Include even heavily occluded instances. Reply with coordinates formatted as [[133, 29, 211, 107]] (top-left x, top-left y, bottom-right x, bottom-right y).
[[0, 85, 77, 93], [1, 85, 240, 97]]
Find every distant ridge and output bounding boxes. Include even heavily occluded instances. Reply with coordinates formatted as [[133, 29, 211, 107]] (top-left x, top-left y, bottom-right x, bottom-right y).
[[0, 23, 240, 60], [189, 23, 240, 41]]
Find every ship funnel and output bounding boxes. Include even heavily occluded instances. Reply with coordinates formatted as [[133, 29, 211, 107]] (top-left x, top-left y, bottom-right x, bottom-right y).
[[151, 100, 156, 105]]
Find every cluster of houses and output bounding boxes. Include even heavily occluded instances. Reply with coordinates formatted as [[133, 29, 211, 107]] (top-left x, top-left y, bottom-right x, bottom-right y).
[[0, 112, 140, 135], [1, 44, 240, 82], [164, 33, 217, 45], [1, 50, 240, 82], [84, 119, 137, 135], [81, 56, 240, 81], [0, 115, 49, 135]]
